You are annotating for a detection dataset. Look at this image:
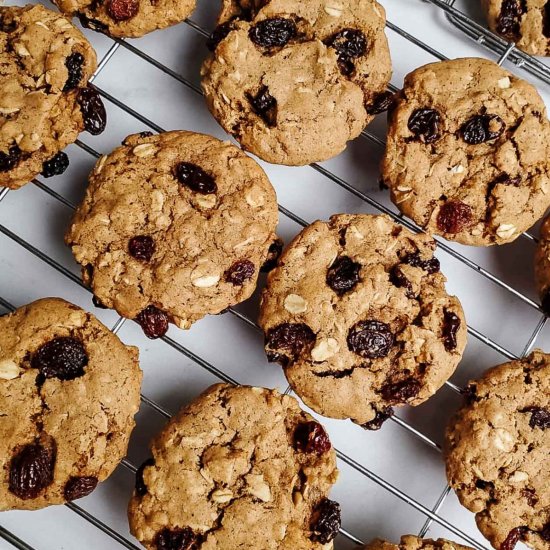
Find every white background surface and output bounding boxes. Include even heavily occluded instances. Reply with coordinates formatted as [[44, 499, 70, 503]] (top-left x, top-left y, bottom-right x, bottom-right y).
[[0, 0, 549, 548]]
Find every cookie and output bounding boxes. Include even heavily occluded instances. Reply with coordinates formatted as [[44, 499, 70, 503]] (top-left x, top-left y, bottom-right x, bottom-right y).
[[0, 298, 141, 510], [128, 384, 341, 549], [444, 350, 550, 550], [534, 213, 550, 313], [362, 535, 473, 550], [482, 0, 550, 56], [0, 4, 106, 190], [201, 0, 392, 166], [52, 0, 196, 38], [382, 57, 550, 246], [259, 214, 467, 427], [65, 130, 279, 338]]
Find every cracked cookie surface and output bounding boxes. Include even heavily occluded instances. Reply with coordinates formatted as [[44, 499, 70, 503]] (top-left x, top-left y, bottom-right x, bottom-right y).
[[444, 350, 550, 550], [128, 384, 340, 549], [201, 0, 392, 166], [0, 298, 141, 510], [0, 4, 104, 190], [362, 535, 473, 550], [66, 130, 278, 338], [382, 57, 550, 246], [52, 0, 195, 38], [482, 0, 550, 56], [259, 214, 467, 426]]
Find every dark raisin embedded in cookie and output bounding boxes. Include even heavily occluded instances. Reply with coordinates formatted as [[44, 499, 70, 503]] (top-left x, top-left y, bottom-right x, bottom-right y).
[[175, 162, 217, 194], [310, 498, 341, 544], [135, 458, 155, 496], [92, 295, 108, 309], [326, 256, 361, 295], [437, 200, 473, 234], [389, 265, 414, 298], [520, 406, 550, 429], [497, 0, 525, 37], [0, 145, 22, 172], [324, 29, 367, 76], [77, 13, 109, 32], [207, 20, 235, 51], [541, 523, 550, 540], [347, 320, 394, 359], [442, 309, 461, 351], [294, 421, 331, 455], [266, 323, 316, 361], [402, 252, 440, 274], [154, 527, 201, 550], [107, 0, 139, 21], [380, 377, 421, 404], [501, 527, 528, 550], [541, 290, 550, 316], [247, 86, 277, 127], [249, 17, 297, 48], [361, 407, 393, 430], [64, 476, 98, 501], [461, 114, 505, 145], [64, 52, 85, 91], [41, 152, 70, 178], [77, 87, 107, 135], [366, 90, 394, 115], [135, 305, 169, 339], [224, 259, 255, 285], [261, 238, 284, 272], [9, 439, 57, 500], [129, 235, 155, 262], [31, 337, 88, 381], [408, 108, 441, 143]]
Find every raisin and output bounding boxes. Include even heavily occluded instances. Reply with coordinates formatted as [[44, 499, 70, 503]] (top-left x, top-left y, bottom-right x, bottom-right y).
[[207, 21, 235, 51], [77, 87, 107, 136], [541, 290, 550, 316], [31, 337, 88, 381], [347, 320, 394, 359], [544, 2, 550, 38], [135, 458, 155, 496], [107, 0, 139, 21], [64, 476, 98, 501], [9, 440, 56, 499], [224, 259, 255, 285], [92, 295, 107, 309], [175, 162, 217, 194], [129, 235, 155, 262], [64, 52, 84, 92], [249, 17, 297, 48], [497, 0, 525, 37], [389, 266, 414, 298], [520, 406, 550, 429], [522, 487, 538, 507], [436, 200, 472, 234], [408, 108, 441, 143], [442, 309, 461, 351], [41, 152, 69, 178], [247, 85, 277, 127], [461, 114, 505, 145], [266, 323, 315, 360], [501, 527, 528, 550], [310, 498, 341, 544], [135, 305, 169, 339], [326, 256, 361, 295], [402, 252, 440, 274], [294, 421, 331, 455], [475, 479, 493, 490], [154, 527, 201, 550], [78, 13, 109, 32], [361, 407, 393, 430], [261, 238, 283, 272], [541, 523, 550, 541], [366, 91, 394, 115], [380, 377, 421, 404], [0, 14, 17, 33], [0, 145, 22, 172], [463, 383, 479, 404], [324, 28, 367, 76]]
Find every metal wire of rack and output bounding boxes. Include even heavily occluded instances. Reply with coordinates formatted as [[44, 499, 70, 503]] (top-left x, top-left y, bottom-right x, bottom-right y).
[[0, 0, 549, 548]]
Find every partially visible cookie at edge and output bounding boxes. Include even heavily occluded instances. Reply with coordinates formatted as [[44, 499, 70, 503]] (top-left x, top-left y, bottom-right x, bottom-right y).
[[259, 214, 467, 427], [382, 57, 550, 246], [0, 4, 106, 190], [65, 130, 279, 338], [534, 213, 550, 314], [0, 298, 141, 510], [362, 535, 473, 550], [444, 350, 550, 550], [128, 383, 341, 549]]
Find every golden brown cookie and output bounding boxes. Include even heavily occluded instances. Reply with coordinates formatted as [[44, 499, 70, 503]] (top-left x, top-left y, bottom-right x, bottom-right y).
[[128, 384, 341, 549], [0, 298, 141, 510], [0, 4, 106, 190], [362, 535, 473, 550], [534, 213, 550, 313], [259, 214, 467, 427], [445, 351, 550, 550]]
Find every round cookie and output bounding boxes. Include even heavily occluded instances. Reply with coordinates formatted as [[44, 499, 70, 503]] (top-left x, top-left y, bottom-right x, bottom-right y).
[[201, 0, 392, 166], [382, 57, 550, 246], [128, 384, 341, 549], [65, 130, 279, 338], [534, 213, 550, 313], [362, 536, 473, 550], [482, 0, 550, 57], [444, 350, 550, 550], [259, 214, 467, 427], [0, 4, 106, 190], [52, 0, 196, 38], [0, 298, 141, 510]]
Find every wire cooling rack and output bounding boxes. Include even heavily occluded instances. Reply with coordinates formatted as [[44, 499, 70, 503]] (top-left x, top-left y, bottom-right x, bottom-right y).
[[1, 0, 550, 548]]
